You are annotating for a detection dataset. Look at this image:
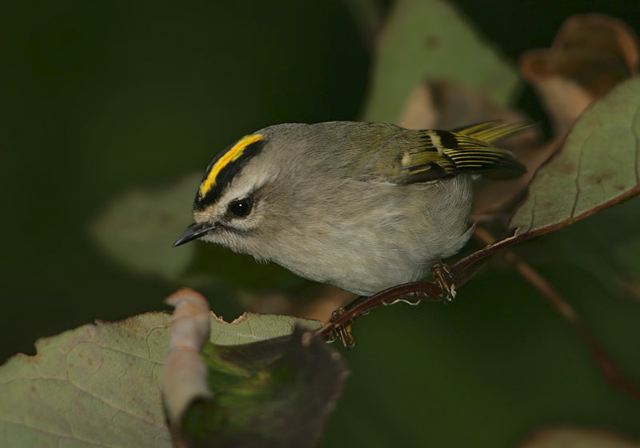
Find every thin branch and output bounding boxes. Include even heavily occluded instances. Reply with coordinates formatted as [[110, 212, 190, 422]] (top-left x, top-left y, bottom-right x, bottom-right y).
[[317, 225, 640, 401], [317, 228, 521, 343], [317, 282, 444, 346], [474, 227, 640, 401]]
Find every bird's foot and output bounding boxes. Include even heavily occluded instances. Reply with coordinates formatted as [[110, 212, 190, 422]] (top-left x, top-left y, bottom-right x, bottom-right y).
[[432, 262, 456, 302], [327, 307, 356, 348]]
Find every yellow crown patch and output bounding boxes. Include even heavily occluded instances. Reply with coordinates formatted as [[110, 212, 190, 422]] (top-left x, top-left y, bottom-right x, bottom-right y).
[[198, 134, 264, 198]]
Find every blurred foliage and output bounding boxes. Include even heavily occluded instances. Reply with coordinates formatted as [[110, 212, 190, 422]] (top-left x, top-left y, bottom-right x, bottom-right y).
[[2, 0, 640, 447], [92, 174, 200, 281], [364, 0, 519, 121], [521, 427, 640, 448]]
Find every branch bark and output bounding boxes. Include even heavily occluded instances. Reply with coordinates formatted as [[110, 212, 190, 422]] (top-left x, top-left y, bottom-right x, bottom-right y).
[[318, 227, 640, 402]]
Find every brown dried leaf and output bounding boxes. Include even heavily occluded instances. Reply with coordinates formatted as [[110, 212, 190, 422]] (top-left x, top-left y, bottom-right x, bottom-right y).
[[521, 14, 639, 135], [399, 79, 528, 131], [162, 289, 212, 426], [398, 80, 439, 130], [478, 14, 639, 217]]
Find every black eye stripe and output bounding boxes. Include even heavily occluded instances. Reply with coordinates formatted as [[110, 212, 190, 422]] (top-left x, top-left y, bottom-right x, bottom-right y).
[[194, 139, 266, 210]]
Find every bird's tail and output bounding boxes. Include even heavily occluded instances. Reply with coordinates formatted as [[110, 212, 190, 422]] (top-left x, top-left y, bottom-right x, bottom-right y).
[[443, 121, 529, 178], [402, 121, 530, 183]]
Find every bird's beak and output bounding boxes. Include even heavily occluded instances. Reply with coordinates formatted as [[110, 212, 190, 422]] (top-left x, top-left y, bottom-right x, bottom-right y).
[[173, 222, 216, 247]]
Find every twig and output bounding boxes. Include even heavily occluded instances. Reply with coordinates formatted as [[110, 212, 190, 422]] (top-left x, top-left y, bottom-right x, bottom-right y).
[[474, 227, 640, 401], [317, 282, 444, 346], [317, 229, 520, 344], [317, 225, 640, 401]]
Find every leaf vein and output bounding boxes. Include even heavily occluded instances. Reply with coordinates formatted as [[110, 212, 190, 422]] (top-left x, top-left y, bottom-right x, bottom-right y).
[[570, 127, 594, 219], [1, 376, 164, 428], [632, 102, 640, 185], [0, 420, 116, 448]]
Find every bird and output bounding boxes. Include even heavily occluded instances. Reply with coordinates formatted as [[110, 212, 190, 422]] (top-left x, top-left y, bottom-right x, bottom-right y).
[[174, 121, 526, 298]]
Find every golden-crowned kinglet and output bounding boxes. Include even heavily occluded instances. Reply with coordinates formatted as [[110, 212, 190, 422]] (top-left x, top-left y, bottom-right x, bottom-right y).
[[174, 121, 526, 296]]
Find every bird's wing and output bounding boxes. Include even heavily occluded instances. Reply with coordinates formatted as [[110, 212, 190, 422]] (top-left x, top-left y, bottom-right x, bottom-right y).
[[355, 121, 528, 184]]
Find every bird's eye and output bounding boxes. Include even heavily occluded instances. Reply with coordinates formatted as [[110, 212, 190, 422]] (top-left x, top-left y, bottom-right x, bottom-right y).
[[227, 197, 253, 217]]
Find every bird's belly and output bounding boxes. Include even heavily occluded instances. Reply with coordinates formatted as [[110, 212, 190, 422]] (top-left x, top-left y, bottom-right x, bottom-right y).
[[274, 231, 446, 297], [269, 176, 473, 296]]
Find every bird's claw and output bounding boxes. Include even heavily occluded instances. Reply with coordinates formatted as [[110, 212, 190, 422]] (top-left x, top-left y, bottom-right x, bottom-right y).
[[328, 307, 356, 348], [432, 262, 456, 302]]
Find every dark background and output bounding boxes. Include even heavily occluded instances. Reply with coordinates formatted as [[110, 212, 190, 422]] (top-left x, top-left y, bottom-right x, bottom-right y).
[[2, 1, 640, 446]]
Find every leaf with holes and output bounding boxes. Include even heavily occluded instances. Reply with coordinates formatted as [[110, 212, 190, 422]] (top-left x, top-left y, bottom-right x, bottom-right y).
[[173, 329, 347, 448], [0, 303, 322, 447], [162, 289, 346, 448]]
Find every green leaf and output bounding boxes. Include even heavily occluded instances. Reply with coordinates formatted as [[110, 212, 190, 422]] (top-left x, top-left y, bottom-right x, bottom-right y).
[[520, 197, 640, 304], [0, 313, 172, 447], [364, 0, 519, 122], [161, 290, 344, 448], [179, 329, 347, 448], [208, 312, 321, 345], [91, 174, 199, 281], [0, 308, 320, 447], [511, 76, 640, 235]]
